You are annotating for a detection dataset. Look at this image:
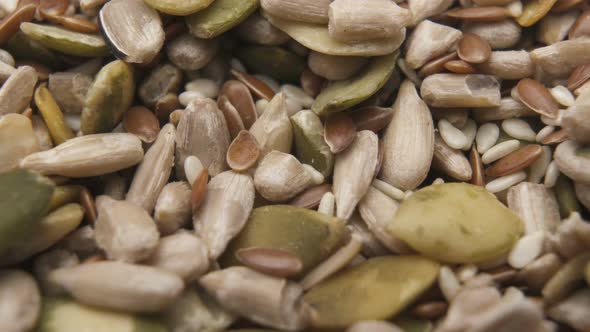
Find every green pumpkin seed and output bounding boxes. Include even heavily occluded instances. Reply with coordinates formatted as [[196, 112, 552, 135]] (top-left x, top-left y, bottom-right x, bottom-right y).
[[5, 31, 61, 68], [20, 23, 109, 57], [291, 110, 334, 177], [0, 203, 84, 266], [143, 0, 215, 16], [386, 183, 523, 264], [221, 205, 346, 278], [35, 84, 75, 145], [393, 317, 433, 332], [37, 297, 168, 332], [48, 185, 82, 211], [304, 256, 440, 329], [81, 60, 135, 134], [311, 52, 398, 116], [186, 0, 259, 39], [0, 170, 54, 253], [236, 46, 304, 83], [262, 12, 405, 56], [554, 174, 581, 218]]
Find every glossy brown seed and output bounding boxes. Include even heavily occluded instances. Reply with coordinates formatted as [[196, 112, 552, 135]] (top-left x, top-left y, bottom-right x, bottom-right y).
[[0, 4, 37, 44], [446, 6, 512, 21], [230, 68, 275, 101], [220, 80, 257, 129], [444, 60, 477, 74], [541, 129, 569, 145], [155, 93, 182, 122], [324, 113, 356, 154], [191, 169, 208, 213], [39, 0, 68, 17], [569, 10, 590, 39], [487, 265, 517, 284], [80, 187, 97, 225], [227, 130, 261, 172], [411, 301, 448, 320], [236, 247, 303, 278], [349, 106, 394, 133], [485, 144, 543, 177], [52, 15, 99, 34], [552, 0, 585, 12], [164, 22, 187, 43], [217, 95, 246, 139], [123, 105, 161, 144], [418, 52, 458, 78], [470, 145, 485, 187], [458, 33, 491, 64], [300, 67, 325, 98], [516, 79, 560, 118], [288, 183, 332, 209], [567, 64, 590, 91]]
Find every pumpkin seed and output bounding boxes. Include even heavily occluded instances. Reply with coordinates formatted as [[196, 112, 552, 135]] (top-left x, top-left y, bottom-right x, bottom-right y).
[[386, 183, 523, 263], [221, 205, 346, 278], [517, 0, 558, 27], [20, 22, 109, 57], [236, 46, 304, 83], [81, 60, 134, 134], [291, 110, 334, 177], [304, 256, 439, 329], [311, 52, 398, 116], [186, 0, 259, 39], [34, 84, 75, 145], [143, 0, 214, 16]]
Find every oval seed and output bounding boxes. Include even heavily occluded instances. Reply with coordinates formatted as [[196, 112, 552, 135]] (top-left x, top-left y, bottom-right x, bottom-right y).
[[236, 247, 303, 278], [226, 130, 261, 171], [325, 113, 356, 154], [191, 168, 209, 213], [122, 106, 160, 144], [0, 4, 37, 44], [470, 146, 486, 187], [485, 144, 543, 177], [20, 22, 109, 57], [485, 171, 527, 193], [34, 84, 75, 145], [457, 33, 491, 64], [288, 184, 333, 209], [567, 63, 590, 91], [517, 0, 558, 27], [444, 60, 476, 74], [517, 79, 560, 118], [230, 68, 276, 101], [446, 6, 512, 21]]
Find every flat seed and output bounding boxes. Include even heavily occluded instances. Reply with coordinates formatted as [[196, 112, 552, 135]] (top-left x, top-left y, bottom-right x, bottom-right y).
[[155, 93, 182, 122], [79, 187, 96, 225], [220, 80, 257, 129], [567, 64, 590, 91], [349, 106, 394, 133], [236, 247, 303, 278], [486, 144, 543, 177], [0, 4, 36, 44], [458, 33, 491, 64], [502, 118, 536, 141], [191, 169, 208, 213], [226, 130, 261, 171], [38, 0, 68, 17], [186, 0, 259, 39], [438, 119, 468, 150], [517, 0, 558, 27], [122, 106, 160, 144], [517, 79, 560, 118], [288, 184, 332, 209], [443, 60, 476, 74], [541, 129, 569, 145], [446, 6, 512, 21], [291, 110, 334, 177], [20, 22, 109, 57], [418, 52, 458, 78], [551, 0, 584, 12], [508, 231, 545, 269], [325, 113, 356, 154], [485, 171, 527, 193], [34, 84, 75, 145], [569, 10, 590, 39], [143, 0, 214, 16], [411, 301, 448, 320], [230, 68, 275, 101], [476, 123, 500, 154], [300, 67, 324, 98], [218, 95, 246, 139], [470, 146, 486, 187]]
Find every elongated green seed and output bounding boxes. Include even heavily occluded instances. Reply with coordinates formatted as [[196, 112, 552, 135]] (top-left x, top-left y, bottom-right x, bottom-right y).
[[186, 0, 259, 39], [35, 84, 75, 145], [20, 22, 109, 57]]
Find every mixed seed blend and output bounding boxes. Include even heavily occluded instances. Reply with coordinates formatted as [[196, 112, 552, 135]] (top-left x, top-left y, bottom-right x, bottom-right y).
[[1, 0, 590, 331]]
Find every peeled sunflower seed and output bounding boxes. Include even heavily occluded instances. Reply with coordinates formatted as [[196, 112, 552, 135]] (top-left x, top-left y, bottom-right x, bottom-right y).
[[543, 251, 590, 304], [262, 11, 405, 57], [186, 0, 259, 39], [381, 80, 434, 191], [476, 50, 534, 80], [145, 232, 209, 282], [249, 92, 293, 158], [0, 269, 41, 332], [261, 0, 330, 24], [432, 133, 473, 181], [154, 182, 192, 236], [175, 98, 230, 178], [407, 0, 455, 26], [194, 170, 254, 260], [333, 131, 379, 220], [421, 74, 501, 108], [405, 20, 462, 70], [0, 114, 40, 173], [20, 22, 109, 57], [530, 38, 590, 79], [312, 52, 398, 116], [99, 0, 164, 64], [291, 110, 334, 177], [387, 183, 523, 263], [81, 60, 135, 134], [94, 196, 159, 263], [0, 65, 37, 116], [328, 0, 412, 43], [561, 90, 590, 144], [200, 267, 311, 331], [554, 140, 590, 184], [49, 261, 184, 313], [0, 170, 54, 253], [304, 256, 439, 329], [21, 133, 143, 177], [37, 297, 169, 332], [221, 205, 346, 277]]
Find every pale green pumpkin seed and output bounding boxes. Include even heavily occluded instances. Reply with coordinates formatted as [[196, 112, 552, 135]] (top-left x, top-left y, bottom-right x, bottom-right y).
[[312, 51, 398, 116], [186, 0, 259, 39], [20, 23, 109, 57], [291, 110, 334, 177], [143, 0, 215, 16], [386, 183, 523, 264]]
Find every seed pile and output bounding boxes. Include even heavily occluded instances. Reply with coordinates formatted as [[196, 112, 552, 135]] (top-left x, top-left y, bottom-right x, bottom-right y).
[[0, 0, 590, 331]]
